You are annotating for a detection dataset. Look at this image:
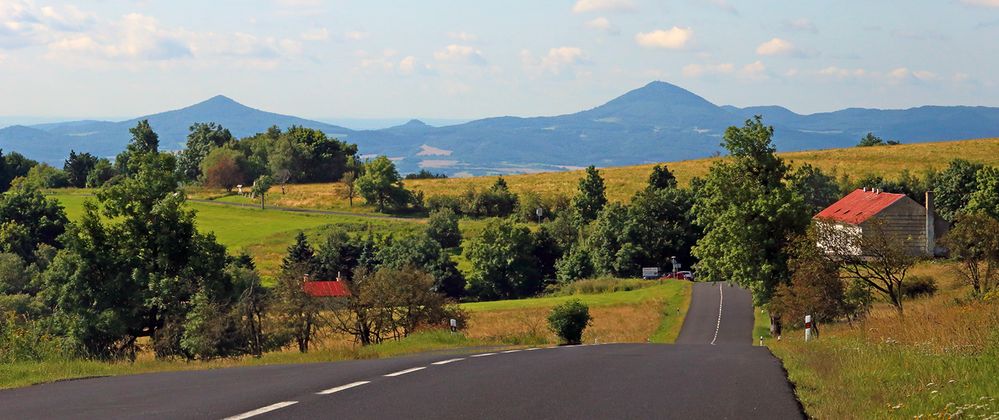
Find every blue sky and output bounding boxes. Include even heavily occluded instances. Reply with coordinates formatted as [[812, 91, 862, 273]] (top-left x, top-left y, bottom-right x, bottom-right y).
[[1, 0, 998, 122]]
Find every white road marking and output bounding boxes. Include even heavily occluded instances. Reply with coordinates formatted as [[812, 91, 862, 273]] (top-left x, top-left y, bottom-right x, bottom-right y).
[[501, 349, 522, 354], [223, 401, 298, 420], [431, 358, 465, 365], [710, 282, 724, 345], [525, 347, 540, 351], [316, 381, 369, 395], [469, 352, 497, 357], [384, 367, 426, 377]]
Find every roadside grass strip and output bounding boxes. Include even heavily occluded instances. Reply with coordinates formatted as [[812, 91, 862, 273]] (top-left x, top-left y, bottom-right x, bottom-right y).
[[383, 367, 427, 377], [316, 381, 370, 395], [223, 401, 299, 420]]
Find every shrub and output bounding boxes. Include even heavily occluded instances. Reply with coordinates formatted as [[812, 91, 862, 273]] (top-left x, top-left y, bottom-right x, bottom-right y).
[[547, 299, 591, 345], [554, 278, 652, 296], [426, 195, 463, 215], [902, 275, 938, 299]]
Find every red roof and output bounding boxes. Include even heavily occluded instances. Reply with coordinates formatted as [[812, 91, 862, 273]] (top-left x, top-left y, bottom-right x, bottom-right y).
[[814, 189, 907, 225], [303, 281, 351, 298]]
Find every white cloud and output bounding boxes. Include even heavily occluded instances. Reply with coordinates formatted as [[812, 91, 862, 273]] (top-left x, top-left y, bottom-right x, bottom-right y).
[[434, 44, 486, 65], [912, 70, 938, 81], [585, 17, 619, 34], [961, 0, 999, 7], [572, 0, 635, 13], [681, 62, 733, 78], [300, 27, 328, 41], [889, 67, 911, 80], [398, 55, 416, 75], [0, 0, 96, 48], [740, 60, 767, 79], [818, 66, 868, 79], [447, 31, 478, 42], [635, 27, 692, 49], [756, 37, 796, 56], [344, 30, 369, 41], [521, 47, 588, 76]]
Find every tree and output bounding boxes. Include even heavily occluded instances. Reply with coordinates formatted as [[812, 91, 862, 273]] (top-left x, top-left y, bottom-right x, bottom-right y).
[[201, 148, 248, 192], [273, 264, 325, 353], [647, 164, 678, 190], [967, 166, 999, 219], [857, 132, 884, 147], [86, 158, 116, 188], [355, 156, 409, 212], [342, 170, 357, 206], [282, 232, 316, 273], [268, 137, 303, 185], [813, 219, 919, 313], [940, 213, 999, 297], [933, 159, 985, 221], [177, 122, 234, 182], [692, 117, 810, 331], [115, 120, 160, 174], [252, 175, 273, 209], [426, 208, 462, 249], [15, 163, 68, 189], [770, 230, 847, 328], [63, 150, 98, 188], [2, 151, 38, 192], [377, 234, 465, 298], [788, 163, 840, 215], [573, 166, 607, 223], [0, 186, 68, 261], [466, 219, 541, 300]]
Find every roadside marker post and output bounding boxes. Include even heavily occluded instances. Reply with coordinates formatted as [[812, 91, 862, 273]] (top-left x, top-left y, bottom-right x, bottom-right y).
[[449, 318, 457, 333], [804, 315, 812, 342], [759, 336, 763, 346]]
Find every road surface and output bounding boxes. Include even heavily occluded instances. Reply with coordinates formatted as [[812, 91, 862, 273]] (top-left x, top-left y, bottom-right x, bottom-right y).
[[0, 282, 803, 419]]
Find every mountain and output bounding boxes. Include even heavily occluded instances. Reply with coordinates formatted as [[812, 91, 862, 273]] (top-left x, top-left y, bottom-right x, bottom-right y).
[[3, 82, 999, 175]]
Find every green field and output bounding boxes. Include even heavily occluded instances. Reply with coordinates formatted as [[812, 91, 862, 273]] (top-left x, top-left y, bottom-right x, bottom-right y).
[[47, 192, 426, 279]]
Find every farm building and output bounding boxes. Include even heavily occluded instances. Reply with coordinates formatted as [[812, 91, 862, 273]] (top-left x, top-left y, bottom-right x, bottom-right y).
[[814, 188, 948, 257], [302, 274, 352, 298]]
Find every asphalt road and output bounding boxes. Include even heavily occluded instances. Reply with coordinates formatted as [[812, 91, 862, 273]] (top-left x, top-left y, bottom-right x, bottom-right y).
[[0, 282, 803, 419]]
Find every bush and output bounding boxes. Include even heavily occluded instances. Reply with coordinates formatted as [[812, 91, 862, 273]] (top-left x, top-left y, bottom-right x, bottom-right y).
[[547, 299, 591, 345], [426, 208, 462, 249], [426, 195, 463, 215], [902, 276, 938, 299], [553, 278, 652, 296]]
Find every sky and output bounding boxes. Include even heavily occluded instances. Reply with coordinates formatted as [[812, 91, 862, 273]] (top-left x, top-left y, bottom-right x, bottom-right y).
[[2, 0, 999, 123]]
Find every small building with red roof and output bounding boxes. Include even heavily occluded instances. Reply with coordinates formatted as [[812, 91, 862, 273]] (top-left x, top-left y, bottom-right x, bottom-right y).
[[814, 188, 948, 257], [302, 274, 352, 298]]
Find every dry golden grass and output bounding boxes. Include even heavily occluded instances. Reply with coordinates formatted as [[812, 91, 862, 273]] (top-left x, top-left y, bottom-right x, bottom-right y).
[[769, 261, 999, 419], [407, 137, 999, 203], [186, 138, 999, 209], [465, 300, 666, 344]]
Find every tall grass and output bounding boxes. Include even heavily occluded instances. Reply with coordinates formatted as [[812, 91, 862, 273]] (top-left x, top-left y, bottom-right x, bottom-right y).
[[768, 262, 999, 418]]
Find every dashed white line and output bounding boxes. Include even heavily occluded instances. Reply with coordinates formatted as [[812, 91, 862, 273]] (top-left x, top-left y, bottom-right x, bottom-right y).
[[316, 381, 370, 395], [469, 352, 497, 357], [384, 367, 426, 377], [223, 401, 298, 420], [525, 347, 540, 351], [710, 282, 724, 345], [501, 349, 522, 354], [431, 358, 465, 365]]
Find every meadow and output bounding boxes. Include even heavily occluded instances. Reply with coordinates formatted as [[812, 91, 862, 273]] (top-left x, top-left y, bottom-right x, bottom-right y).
[[0, 279, 691, 389], [761, 262, 999, 418]]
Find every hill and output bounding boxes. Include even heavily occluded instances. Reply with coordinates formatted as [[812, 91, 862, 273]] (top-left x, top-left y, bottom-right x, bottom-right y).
[[405, 137, 999, 203], [4, 82, 999, 175]]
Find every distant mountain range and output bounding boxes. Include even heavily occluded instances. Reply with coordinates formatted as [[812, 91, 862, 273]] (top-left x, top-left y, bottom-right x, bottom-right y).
[[3, 81, 999, 176]]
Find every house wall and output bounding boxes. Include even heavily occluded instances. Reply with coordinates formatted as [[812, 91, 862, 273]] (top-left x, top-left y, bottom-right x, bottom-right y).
[[860, 198, 928, 256]]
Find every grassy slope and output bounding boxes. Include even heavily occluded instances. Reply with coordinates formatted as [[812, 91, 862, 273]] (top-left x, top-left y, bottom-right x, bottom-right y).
[[1, 280, 691, 389], [47, 192, 425, 279], [407, 138, 999, 203], [765, 262, 999, 418]]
